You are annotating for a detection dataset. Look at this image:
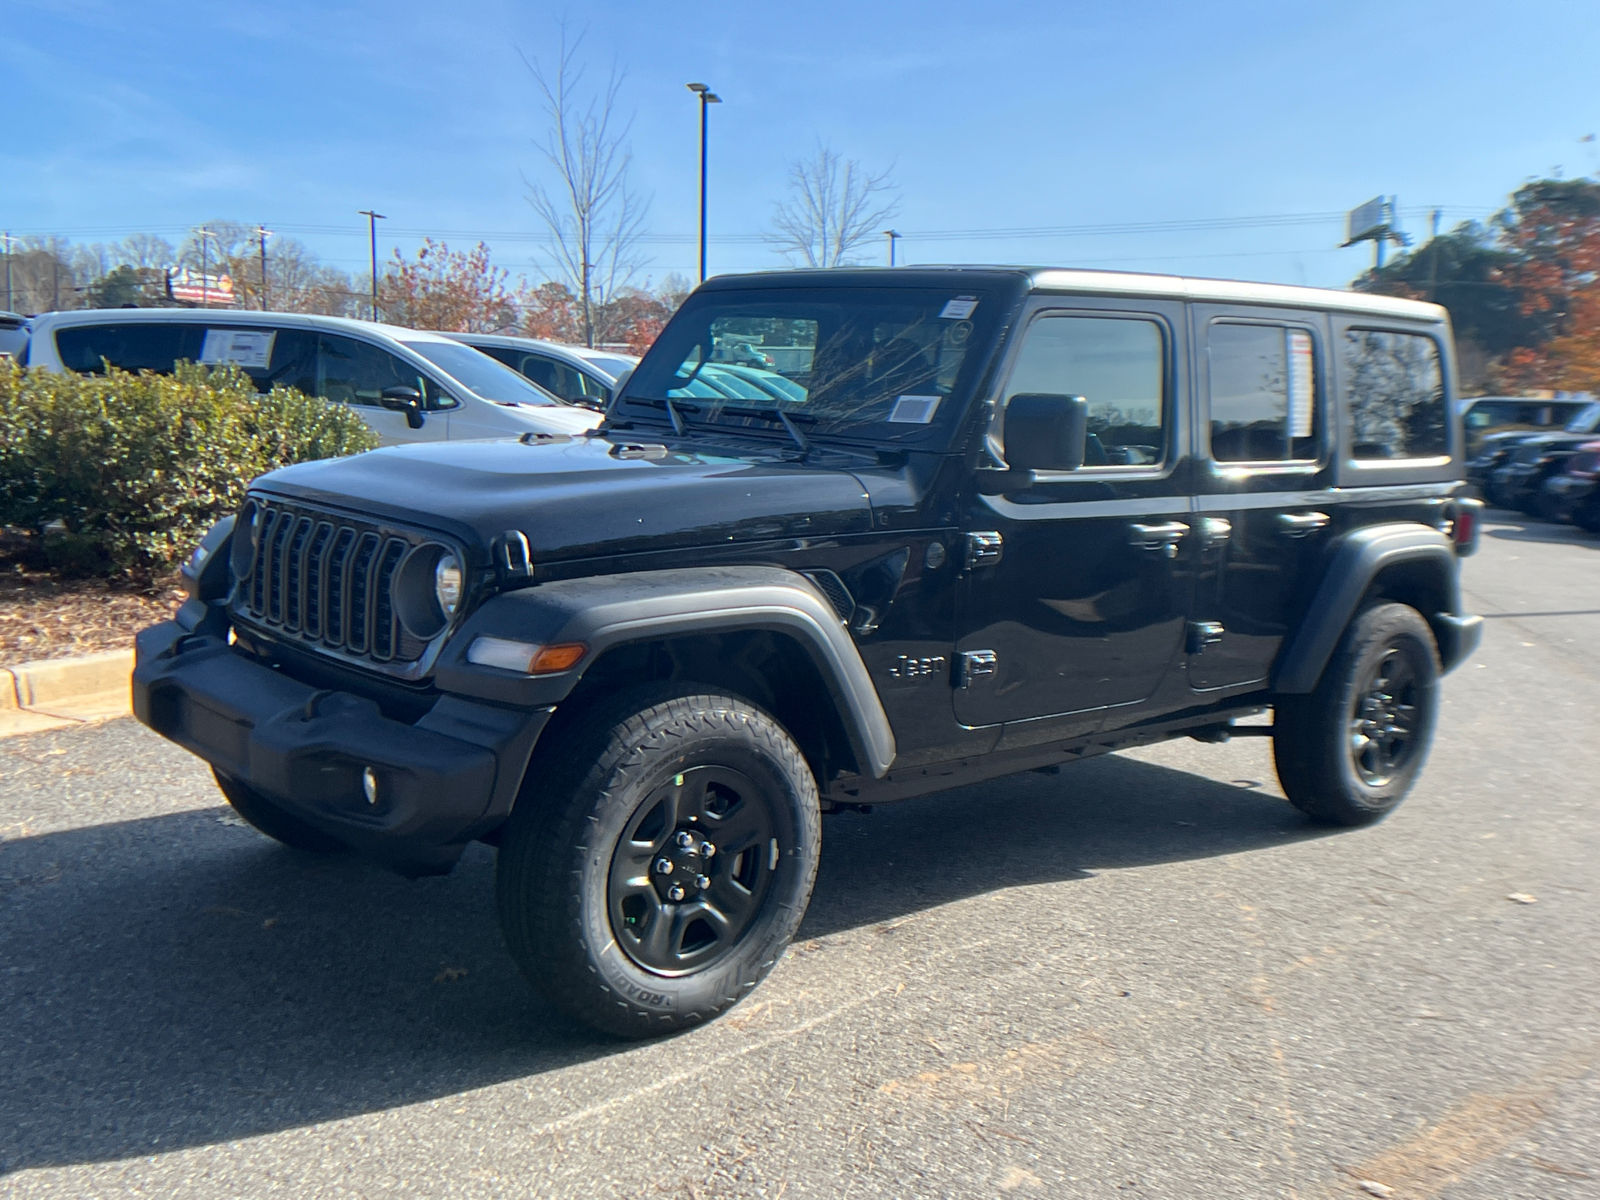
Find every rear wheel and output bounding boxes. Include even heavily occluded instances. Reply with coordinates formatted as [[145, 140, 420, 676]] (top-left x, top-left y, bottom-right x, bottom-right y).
[[1273, 603, 1440, 826], [212, 768, 347, 852], [496, 685, 821, 1038]]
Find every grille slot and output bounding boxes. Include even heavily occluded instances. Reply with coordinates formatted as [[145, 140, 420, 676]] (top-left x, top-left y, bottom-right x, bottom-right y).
[[233, 500, 439, 667]]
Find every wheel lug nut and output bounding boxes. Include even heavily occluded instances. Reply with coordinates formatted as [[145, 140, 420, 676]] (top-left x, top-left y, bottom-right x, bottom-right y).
[[675, 831, 695, 849], [667, 884, 685, 901], [654, 858, 673, 876], [701, 842, 715, 858], [695, 874, 711, 890]]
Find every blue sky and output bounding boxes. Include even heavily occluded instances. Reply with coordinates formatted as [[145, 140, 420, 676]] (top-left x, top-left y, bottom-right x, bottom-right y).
[[5, 0, 1599, 290]]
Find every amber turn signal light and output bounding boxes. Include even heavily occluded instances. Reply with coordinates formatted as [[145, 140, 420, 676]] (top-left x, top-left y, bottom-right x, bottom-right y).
[[529, 643, 587, 673]]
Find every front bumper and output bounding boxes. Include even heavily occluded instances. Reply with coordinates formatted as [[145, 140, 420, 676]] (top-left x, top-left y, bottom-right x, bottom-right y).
[[1542, 473, 1597, 516], [133, 622, 550, 875]]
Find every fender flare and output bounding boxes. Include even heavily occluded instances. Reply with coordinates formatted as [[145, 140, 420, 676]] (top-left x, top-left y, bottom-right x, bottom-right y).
[[432, 566, 897, 778], [1273, 523, 1470, 694]]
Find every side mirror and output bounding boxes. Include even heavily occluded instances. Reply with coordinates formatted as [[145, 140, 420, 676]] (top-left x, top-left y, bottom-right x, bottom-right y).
[[380, 385, 426, 429], [1004, 393, 1089, 472]]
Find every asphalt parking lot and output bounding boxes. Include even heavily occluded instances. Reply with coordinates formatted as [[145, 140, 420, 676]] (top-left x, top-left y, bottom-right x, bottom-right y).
[[2, 514, 1597, 1199]]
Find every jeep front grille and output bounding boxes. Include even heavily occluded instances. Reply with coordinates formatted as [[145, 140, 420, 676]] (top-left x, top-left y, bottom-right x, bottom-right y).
[[232, 499, 434, 666]]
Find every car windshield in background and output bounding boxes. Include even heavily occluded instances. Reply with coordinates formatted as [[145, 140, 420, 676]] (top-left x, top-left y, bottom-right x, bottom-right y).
[[1566, 402, 1600, 433], [623, 288, 999, 442], [581, 354, 635, 379], [402, 341, 560, 406]]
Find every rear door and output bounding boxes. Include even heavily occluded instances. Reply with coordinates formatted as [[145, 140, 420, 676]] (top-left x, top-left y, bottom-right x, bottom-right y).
[[954, 299, 1195, 740], [1188, 305, 1334, 692]]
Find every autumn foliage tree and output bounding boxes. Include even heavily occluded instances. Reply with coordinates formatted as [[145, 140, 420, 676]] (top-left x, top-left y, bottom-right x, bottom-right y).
[[380, 239, 521, 332]]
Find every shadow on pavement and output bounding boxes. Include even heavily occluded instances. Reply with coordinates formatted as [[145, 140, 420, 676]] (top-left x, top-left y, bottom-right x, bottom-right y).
[[0, 752, 1328, 1174]]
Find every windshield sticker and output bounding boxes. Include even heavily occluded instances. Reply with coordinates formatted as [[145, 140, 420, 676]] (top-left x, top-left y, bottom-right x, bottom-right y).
[[939, 297, 979, 320], [1288, 329, 1314, 439], [889, 395, 942, 424], [200, 329, 275, 370]]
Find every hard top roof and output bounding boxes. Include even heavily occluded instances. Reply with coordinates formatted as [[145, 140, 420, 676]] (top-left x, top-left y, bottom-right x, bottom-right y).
[[698, 265, 1446, 322]]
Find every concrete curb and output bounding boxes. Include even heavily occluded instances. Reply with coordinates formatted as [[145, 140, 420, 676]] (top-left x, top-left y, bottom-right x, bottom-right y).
[[0, 649, 133, 738]]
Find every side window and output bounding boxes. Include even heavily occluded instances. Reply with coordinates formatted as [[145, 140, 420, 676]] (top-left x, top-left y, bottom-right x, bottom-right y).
[[317, 335, 445, 408], [1207, 322, 1319, 463], [517, 354, 562, 394], [261, 330, 317, 395], [54, 323, 203, 375], [1341, 330, 1447, 460], [1000, 315, 1166, 467]]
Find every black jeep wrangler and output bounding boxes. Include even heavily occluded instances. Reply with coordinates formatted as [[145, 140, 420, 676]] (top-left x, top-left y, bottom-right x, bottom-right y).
[[134, 268, 1483, 1036]]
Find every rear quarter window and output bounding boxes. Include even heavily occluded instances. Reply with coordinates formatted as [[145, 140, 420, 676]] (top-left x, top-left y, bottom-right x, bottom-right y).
[[1341, 329, 1448, 460], [55, 323, 205, 375]]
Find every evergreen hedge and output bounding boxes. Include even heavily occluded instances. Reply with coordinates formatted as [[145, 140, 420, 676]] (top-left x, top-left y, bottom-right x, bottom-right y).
[[0, 361, 378, 579]]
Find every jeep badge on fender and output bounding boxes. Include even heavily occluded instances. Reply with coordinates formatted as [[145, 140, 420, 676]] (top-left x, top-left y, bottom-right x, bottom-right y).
[[133, 266, 1482, 1037]]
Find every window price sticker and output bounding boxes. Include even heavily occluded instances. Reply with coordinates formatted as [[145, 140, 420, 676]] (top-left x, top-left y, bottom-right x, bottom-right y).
[[200, 329, 276, 370], [939, 296, 979, 320], [1288, 329, 1314, 439], [888, 395, 941, 423]]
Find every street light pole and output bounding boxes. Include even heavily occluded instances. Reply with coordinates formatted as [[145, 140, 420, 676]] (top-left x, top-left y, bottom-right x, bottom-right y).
[[686, 83, 722, 283], [254, 226, 272, 310], [197, 226, 212, 308], [358, 210, 386, 321], [883, 229, 901, 267]]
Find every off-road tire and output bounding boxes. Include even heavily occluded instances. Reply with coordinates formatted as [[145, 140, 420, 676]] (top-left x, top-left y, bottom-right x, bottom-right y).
[[1575, 497, 1600, 534], [496, 684, 821, 1038], [1273, 603, 1440, 826], [212, 768, 348, 852]]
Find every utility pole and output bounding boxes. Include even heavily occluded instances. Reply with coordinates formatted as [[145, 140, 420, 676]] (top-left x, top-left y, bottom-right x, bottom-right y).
[[883, 229, 901, 266], [357, 210, 385, 321], [2, 231, 14, 313], [1428, 208, 1442, 301], [686, 83, 722, 283], [254, 226, 272, 310], [197, 226, 212, 308]]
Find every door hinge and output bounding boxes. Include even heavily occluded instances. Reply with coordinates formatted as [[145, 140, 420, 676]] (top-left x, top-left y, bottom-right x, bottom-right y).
[[1187, 621, 1226, 654], [964, 531, 1003, 570], [954, 649, 998, 688]]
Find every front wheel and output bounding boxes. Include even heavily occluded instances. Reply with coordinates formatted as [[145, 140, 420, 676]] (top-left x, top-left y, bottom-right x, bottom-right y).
[[1273, 603, 1441, 826], [496, 686, 821, 1038]]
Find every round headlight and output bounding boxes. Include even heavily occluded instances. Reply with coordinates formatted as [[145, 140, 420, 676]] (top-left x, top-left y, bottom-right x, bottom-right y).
[[434, 554, 463, 617]]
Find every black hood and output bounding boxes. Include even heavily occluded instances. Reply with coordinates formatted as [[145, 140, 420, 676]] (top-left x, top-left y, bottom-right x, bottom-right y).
[[251, 435, 876, 563]]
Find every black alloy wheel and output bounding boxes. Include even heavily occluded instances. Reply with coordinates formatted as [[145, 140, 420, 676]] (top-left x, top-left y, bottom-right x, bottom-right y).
[[1274, 602, 1440, 826], [1347, 648, 1421, 787], [496, 684, 820, 1037], [609, 765, 780, 975]]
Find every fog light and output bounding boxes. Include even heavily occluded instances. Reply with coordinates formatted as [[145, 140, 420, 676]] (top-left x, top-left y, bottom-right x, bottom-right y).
[[362, 766, 379, 806]]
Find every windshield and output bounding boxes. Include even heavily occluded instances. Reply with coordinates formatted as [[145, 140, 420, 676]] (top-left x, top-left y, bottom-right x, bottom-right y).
[[402, 340, 561, 406], [623, 287, 1001, 443], [579, 354, 636, 379], [1566, 402, 1600, 433]]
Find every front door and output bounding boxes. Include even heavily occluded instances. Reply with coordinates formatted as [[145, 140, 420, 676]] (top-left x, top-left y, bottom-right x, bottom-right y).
[[316, 334, 451, 445], [954, 302, 1194, 741], [1187, 306, 1334, 691]]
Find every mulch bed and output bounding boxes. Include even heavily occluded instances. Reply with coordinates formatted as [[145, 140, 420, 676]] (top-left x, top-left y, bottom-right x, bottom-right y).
[[0, 561, 183, 664]]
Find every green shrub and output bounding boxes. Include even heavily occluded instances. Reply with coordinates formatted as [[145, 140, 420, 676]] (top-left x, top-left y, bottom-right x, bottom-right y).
[[0, 361, 378, 579]]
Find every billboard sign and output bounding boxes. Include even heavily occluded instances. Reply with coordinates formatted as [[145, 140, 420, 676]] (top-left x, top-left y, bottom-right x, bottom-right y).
[[1345, 197, 1389, 245], [169, 269, 237, 307]]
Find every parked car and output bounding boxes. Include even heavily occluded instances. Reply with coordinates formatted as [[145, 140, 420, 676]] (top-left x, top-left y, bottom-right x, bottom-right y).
[[0, 310, 27, 362], [445, 333, 638, 410], [1460, 395, 1591, 459], [133, 267, 1482, 1038], [25, 310, 601, 445], [1539, 439, 1600, 531], [1485, 400, 1600, 516]]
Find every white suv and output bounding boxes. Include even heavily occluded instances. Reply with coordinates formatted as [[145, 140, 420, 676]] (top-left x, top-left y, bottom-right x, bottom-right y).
[[25, 310, 601, 445]]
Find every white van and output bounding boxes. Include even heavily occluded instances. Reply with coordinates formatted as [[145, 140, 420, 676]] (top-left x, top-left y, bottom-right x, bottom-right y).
[[24, 310, 601, 444]]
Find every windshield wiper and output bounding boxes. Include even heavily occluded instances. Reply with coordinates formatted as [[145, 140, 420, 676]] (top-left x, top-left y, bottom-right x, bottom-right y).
[[664, 396, 688, 436], [701, 405, 817, 454]]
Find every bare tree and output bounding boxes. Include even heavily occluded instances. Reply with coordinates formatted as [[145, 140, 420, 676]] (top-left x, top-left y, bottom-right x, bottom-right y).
[[522, 29, 649, 347], [768, 143, 898, 268]]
